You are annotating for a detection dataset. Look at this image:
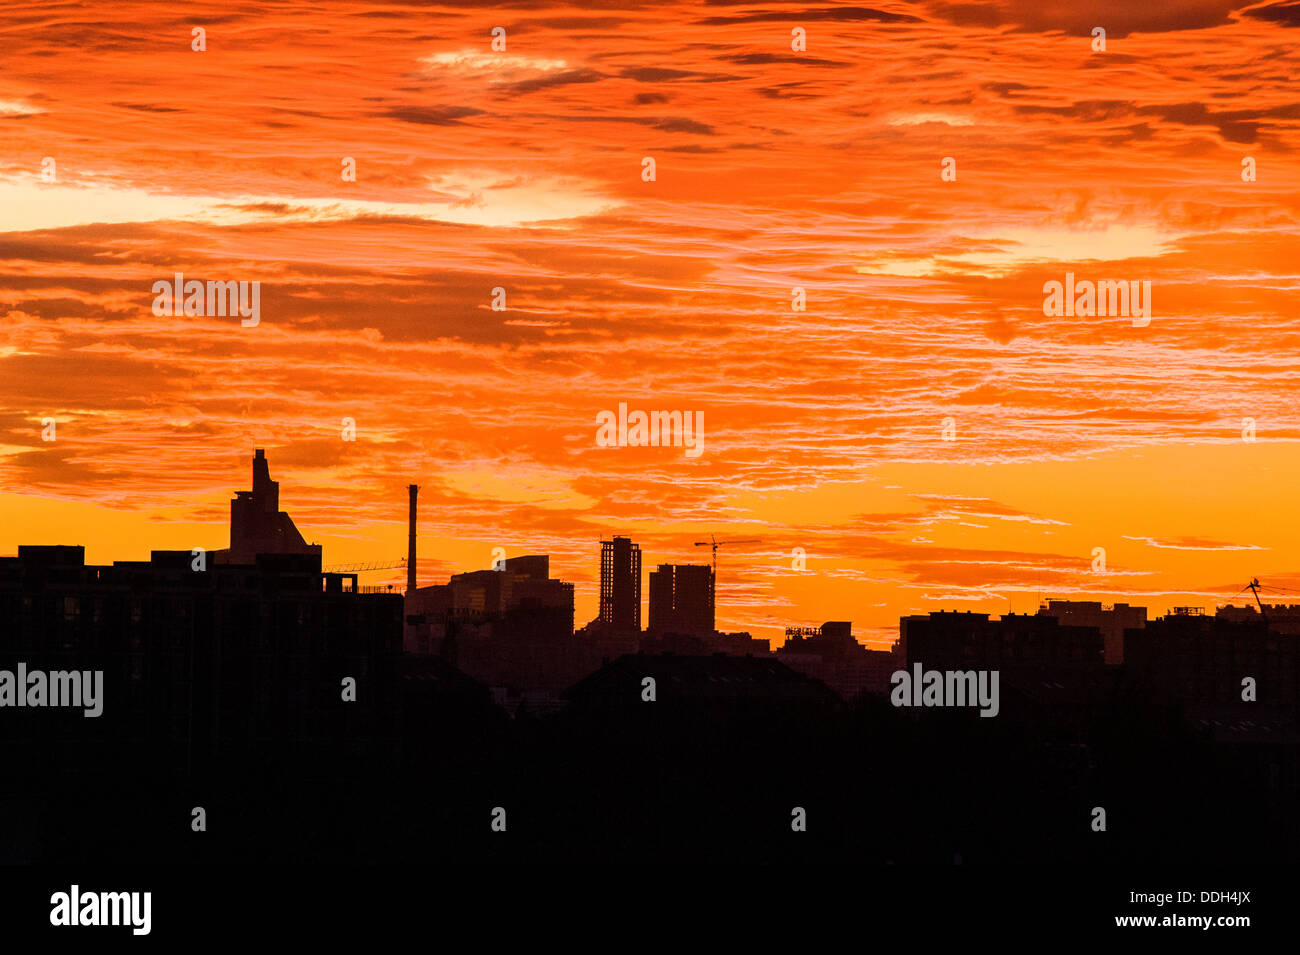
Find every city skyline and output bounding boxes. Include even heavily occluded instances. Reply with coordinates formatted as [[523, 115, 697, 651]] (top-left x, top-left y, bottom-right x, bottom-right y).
[[3, 446, 1294, 655], [3, 0, 1299, 926], [4, 2, 1300, 649]]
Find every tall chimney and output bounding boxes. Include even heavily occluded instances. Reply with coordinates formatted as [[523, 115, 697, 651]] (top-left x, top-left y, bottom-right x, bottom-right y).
[[407, 484, 419, 595]]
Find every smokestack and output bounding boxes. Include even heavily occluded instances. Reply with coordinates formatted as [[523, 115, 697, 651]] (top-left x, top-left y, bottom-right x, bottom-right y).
[[407, 484, 419, 595]]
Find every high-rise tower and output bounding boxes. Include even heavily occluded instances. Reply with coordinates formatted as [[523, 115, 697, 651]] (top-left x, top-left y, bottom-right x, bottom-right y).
[[599, 536, 641, 633], [648, 563, 715, 636]]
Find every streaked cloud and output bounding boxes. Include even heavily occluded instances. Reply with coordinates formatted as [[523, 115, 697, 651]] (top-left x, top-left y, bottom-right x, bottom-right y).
[[1, 0, 1298, 648]]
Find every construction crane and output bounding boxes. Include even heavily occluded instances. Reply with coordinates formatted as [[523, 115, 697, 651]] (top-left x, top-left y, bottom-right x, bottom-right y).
[[324, 558, 407, 574], [693, 536, 761, 576]]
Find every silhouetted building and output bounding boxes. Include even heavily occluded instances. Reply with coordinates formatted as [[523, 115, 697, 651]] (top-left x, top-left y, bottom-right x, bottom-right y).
[[449, 570, 507, 616], [1218, 602, 1300, 635], [647, 563, 714, 636], [598, 536, 641, 633], [503, 554, 549, 579], [218, 449, 321, 565], [638, 628, 768, 657], [404, 555, 580, 693], [0, 544, 402, 774], [1125, 612, 1300, 706], [900, 611, 1105, 672], [407, 556, 573, 637], [1037, 599, 1146, 665], [777, 621, 898, 698]]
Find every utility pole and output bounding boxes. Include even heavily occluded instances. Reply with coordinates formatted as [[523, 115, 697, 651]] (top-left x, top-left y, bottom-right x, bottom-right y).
[[1248, 577, 1268, 627]]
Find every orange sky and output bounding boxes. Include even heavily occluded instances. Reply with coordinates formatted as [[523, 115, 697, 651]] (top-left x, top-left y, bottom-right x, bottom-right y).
[[2, 1, 1300, 648]]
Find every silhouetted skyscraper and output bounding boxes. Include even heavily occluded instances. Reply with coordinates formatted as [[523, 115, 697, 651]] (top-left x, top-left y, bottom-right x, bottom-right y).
[[599, 536, 641, 632], [648, 563, 714, 636]]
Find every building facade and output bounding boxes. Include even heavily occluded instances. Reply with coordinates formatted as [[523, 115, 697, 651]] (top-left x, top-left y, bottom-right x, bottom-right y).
[[598, 536, 641, 633]]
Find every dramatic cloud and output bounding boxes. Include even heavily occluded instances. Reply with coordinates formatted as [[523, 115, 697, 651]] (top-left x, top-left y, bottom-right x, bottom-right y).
[[2, 1, 1299, 646]]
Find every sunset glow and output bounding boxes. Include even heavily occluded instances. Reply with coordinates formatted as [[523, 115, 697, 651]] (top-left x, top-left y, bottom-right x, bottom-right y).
[[3, 1, 1299, 648]]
